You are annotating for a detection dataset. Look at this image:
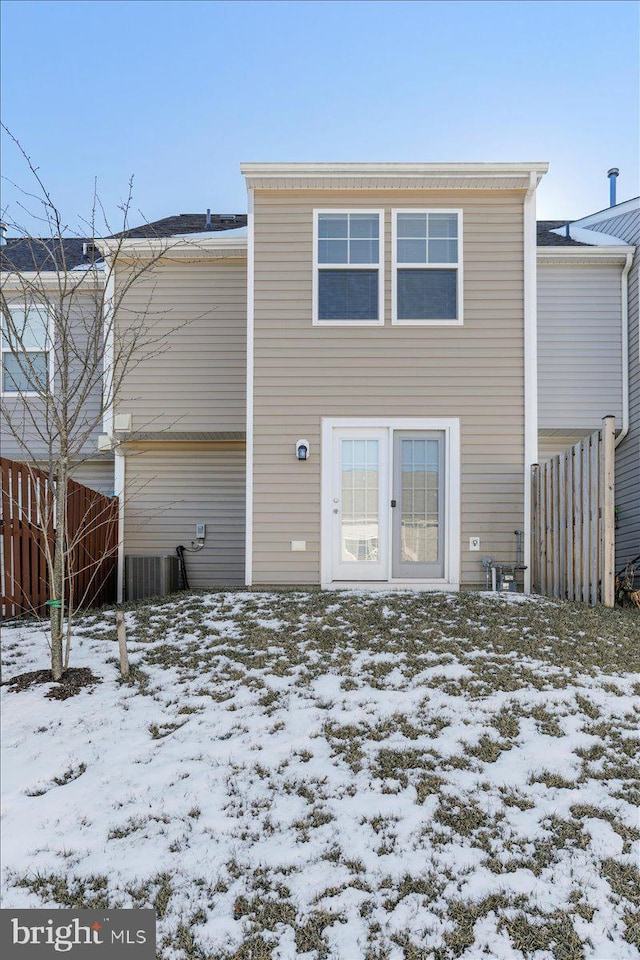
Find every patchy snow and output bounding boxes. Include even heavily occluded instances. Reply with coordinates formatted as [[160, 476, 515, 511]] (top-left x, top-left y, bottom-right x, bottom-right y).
[[1, 590, 638, 960]]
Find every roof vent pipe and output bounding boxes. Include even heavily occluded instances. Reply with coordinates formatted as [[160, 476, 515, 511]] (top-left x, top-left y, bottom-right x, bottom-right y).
[[0, 222, 7, 246], [607, 168, 619, 207], [565, 221, 571, 239], [204, 208, 213, 231]]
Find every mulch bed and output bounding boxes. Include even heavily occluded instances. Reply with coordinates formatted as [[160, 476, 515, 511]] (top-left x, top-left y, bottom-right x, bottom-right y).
[[2, 667, 101, 700]]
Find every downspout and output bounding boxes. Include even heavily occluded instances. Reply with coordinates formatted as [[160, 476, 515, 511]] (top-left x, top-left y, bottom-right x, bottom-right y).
[[614, 250, 634, 448], [523, 172, 539, 593], [102, 263, 115, 436]]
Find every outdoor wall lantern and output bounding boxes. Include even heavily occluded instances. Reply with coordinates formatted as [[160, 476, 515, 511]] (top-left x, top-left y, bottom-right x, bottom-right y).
[[296, 439, 310, 461]]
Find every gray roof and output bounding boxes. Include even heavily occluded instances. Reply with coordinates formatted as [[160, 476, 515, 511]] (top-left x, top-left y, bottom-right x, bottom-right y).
[[112, 213, 248, 239], [1, 214, 249, 271], [2, 214, 592, 271], [0, 237, 94, 272], [536, 221, 588, 246]]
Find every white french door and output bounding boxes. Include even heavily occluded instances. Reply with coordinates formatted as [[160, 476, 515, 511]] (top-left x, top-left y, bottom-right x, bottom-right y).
[[326, 422, 451, 584], [331, 428, 389, 581]]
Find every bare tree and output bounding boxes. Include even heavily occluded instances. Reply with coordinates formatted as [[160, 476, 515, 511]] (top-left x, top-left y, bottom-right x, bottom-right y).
[[1, 128, 187, 680]]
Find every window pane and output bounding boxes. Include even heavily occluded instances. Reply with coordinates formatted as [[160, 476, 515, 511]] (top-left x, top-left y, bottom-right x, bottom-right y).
[[318, 215, 348, 239], [349, 238, 378, 264], [428, 239, 458, 263], [319, 269, 378, 321], [400, 438, 440, 564], [2, 351, 48, 392], [349, 214, 379, 239], [318, 239, 348, 264], [398, 238, 427, 263], [428, 214, 458, 239], [2, 307, 49, 351], [341, 438, 379, 562], [397, 214, 427, 238], [397, 269, 457, 320]]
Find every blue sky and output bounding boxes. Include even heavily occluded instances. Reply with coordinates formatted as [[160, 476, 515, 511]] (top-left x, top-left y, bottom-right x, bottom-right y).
[[1, 0, 638, 234]]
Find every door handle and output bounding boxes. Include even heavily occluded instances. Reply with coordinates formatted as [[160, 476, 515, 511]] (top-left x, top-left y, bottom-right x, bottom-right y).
[[391, 500, 397, 508]]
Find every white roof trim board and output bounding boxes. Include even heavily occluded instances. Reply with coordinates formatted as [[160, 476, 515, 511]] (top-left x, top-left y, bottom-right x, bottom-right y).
[[549, 224, 634, 247], [570, 196, 640, 230], [241, 162, 549, 191], [97, 235, 248, 259]]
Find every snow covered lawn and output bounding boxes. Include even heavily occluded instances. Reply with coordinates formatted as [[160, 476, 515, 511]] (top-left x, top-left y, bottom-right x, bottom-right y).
[[2, 590, 639, 960]]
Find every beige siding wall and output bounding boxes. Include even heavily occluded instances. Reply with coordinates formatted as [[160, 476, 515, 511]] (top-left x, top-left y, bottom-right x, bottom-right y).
[[538, 263, 623, 430], [124, 442, 245, 587], [252, 190, 526, 586], [116, 258, 247, 433]]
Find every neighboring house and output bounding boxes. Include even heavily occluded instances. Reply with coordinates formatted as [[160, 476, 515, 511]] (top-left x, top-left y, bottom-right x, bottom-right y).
[[536, 186, 639, 573], [0, 215, 246, 498], [0, 235, 114, 494], [3, 169, 637, 597]]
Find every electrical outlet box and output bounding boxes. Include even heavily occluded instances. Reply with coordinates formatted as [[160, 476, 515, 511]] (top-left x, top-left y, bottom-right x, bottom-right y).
[[196, 523, 206, 540], [291, 540, 306, 551], [469, 537, 480, 551]]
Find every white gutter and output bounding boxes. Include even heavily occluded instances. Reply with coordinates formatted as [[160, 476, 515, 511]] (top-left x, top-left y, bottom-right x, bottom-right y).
[[523, 172, 539, 594], [615, 250, 635, 449]]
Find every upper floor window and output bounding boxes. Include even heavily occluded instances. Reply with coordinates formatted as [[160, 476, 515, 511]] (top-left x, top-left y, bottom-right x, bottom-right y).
[[392, 210, 463, 325], [313, 210, 384, 325], [1, 305, 51, 395]]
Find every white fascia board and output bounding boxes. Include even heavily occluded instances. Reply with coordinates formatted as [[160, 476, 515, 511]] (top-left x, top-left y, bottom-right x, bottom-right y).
[[241, 161, 549, 178], [1, 270, 105, 287], [571, 196, 640, 229], [96, 236, 247, 259], [241, 161, 549, 190], [537, 245, 633, 264]]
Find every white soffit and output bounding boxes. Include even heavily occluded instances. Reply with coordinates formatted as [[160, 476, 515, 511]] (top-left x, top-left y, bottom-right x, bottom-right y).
[[240, 162, 549, 191]]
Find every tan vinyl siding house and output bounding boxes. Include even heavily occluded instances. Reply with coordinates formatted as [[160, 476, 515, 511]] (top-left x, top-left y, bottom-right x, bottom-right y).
[[110, 242, 248, 594], [244, 164, 547, 590], [123, 442, 245, 586], [114, 254, 247, 434]]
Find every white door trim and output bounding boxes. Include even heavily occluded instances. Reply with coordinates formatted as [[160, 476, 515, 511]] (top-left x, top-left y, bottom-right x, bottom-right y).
[[321, 417, 461, 589]]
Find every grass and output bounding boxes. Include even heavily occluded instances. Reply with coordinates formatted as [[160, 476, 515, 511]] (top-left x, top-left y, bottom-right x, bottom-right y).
[[4, 589, 639, 960]]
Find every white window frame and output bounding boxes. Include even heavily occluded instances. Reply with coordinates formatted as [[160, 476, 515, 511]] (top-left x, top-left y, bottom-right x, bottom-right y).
[[1, 304, 54, 397], [312, 209, 385, 326], [391, 209, 463, 326]]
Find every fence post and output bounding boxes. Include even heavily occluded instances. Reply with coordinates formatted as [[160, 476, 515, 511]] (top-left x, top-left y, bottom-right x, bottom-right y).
[[601, 416, 616, 607], [531, 464, 539, 593]]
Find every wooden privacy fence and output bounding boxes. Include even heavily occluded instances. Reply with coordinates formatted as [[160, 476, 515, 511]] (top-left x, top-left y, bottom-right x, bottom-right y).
[[531, 417, 615, 606], [0, 457, 119, 619]]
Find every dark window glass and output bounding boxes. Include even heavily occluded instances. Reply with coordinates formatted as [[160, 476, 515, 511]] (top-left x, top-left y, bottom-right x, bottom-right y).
[[319, 269, 379, 321], [397, 269, 457, 320]]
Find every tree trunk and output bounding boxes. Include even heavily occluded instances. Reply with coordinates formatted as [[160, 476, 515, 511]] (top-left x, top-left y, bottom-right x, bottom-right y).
[[50, 462, 67, 681]]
